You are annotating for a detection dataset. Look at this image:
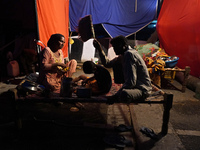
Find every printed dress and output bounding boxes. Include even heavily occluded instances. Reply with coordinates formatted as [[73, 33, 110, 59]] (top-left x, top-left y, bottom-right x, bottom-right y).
[[38, 47, 76, 93]]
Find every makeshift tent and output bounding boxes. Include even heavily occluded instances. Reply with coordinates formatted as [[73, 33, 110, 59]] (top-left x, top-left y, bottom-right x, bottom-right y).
[[69, 0, 158, 38], [0, 0, 158, 59], [157, 0, 200, 78], [2, 0, 199, 78]]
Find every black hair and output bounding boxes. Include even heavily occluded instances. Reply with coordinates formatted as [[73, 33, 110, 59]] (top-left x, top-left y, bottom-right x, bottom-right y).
[[47, 33, 65, 47], [110, 35, 128, 47], [83, 61, 96, 74]]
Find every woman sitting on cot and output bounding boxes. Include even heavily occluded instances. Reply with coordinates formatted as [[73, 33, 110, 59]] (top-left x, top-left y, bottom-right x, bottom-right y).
[[37, 33, 77, 94]]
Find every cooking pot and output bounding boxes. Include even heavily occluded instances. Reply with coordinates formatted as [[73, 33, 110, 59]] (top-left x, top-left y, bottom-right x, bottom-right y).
[[20, 80, 44, 94]]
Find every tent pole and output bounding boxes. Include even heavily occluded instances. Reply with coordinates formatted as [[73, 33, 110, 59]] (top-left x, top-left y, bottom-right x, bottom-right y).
[[34, 0, 41, 54], [34, 0, 41, 71], [34, 0, 39, 41], [134, 33, 136, 45]]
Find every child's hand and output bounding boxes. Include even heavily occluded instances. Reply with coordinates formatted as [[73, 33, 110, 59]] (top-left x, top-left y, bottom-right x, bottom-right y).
[[81, 80, 87, 86]]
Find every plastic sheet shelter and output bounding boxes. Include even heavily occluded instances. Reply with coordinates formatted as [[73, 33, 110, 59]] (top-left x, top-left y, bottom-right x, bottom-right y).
[[36, 0, 69, 57], [69, 0, 158, 38], [157, 0, 200, 78]]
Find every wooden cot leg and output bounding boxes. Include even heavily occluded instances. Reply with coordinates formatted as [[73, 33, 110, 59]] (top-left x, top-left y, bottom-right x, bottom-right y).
[[182, 66, 190, 92], [161, 93, 173, 135]]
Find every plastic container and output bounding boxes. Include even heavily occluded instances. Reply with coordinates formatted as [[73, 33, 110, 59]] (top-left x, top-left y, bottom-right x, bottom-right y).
[[91, 57, 99, 64], [165, 57, 179, 68], [7, 60, 20, 77]]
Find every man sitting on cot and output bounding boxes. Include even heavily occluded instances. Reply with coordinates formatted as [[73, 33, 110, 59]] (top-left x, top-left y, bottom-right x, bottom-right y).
[[93, 35, 152, 103]]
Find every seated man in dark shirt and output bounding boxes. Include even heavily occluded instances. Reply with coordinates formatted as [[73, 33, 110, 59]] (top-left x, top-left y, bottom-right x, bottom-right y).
[[73, 61, 112, 96]]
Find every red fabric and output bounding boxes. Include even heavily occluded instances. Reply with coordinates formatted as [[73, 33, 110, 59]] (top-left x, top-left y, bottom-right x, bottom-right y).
[[36, 0, 69, 57], [157, 0, 200, 78]]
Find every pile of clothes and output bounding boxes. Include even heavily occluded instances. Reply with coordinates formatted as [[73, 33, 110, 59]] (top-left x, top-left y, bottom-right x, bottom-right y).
[[134, 43, 176, 86], [135, 44, 169, 71]]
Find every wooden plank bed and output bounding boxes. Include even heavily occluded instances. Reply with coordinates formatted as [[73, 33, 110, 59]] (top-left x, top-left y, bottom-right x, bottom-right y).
[[9, 83, 173, 135]]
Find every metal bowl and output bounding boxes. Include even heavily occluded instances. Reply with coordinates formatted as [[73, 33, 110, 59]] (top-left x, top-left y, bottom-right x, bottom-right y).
[[21, 80, 38, 93]]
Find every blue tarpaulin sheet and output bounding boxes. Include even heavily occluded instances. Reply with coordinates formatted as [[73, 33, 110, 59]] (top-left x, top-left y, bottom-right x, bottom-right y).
[[69, 0, 158, 38]]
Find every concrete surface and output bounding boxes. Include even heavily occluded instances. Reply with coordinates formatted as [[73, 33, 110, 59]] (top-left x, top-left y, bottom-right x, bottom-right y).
[[131, 79, 200, 150]]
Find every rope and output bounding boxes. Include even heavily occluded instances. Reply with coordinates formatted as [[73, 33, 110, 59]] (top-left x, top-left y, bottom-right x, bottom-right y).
[[135, 0, 137, 12]]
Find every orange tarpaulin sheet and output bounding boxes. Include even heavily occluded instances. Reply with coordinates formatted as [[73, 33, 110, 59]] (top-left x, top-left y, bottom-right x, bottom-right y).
[[157, 0, 200, 78], [36, 0, 69, 57]]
